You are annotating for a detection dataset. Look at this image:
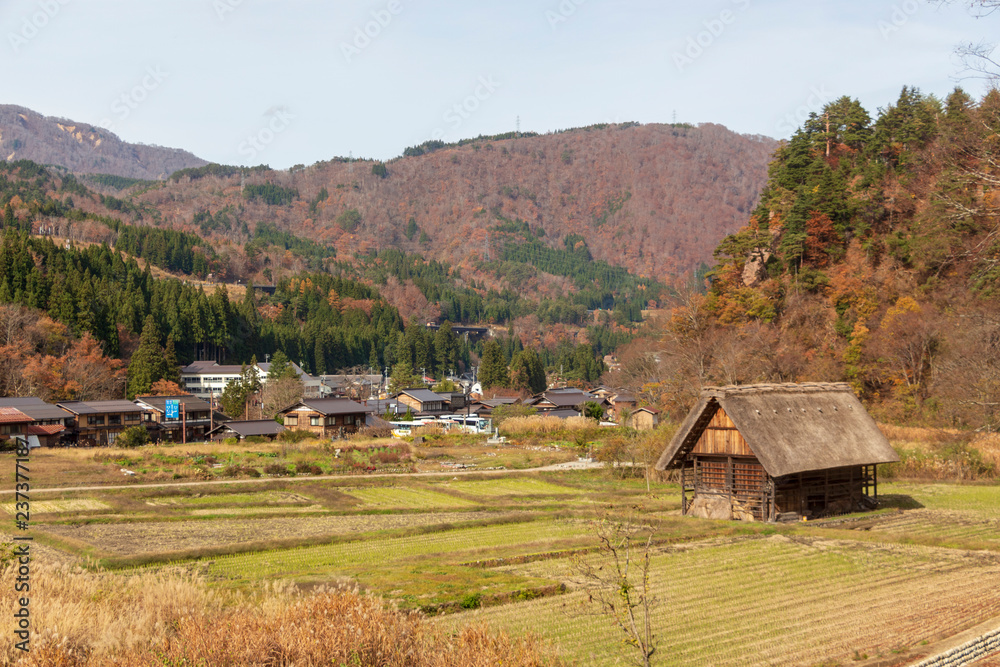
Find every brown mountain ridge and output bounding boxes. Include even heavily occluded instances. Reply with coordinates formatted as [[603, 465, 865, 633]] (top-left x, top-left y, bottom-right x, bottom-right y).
[[133, 122, 778, 283], [0, 104, 207, 180]]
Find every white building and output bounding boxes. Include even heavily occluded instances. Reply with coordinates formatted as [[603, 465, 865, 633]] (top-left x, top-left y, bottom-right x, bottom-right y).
[[180, 360, 327, 399]]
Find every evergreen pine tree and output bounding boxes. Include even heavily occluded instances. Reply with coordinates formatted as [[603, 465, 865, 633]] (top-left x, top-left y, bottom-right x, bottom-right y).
[[127, 315, 166, 398], [163, 335, 181, 384], [478, 339, 509, 389]]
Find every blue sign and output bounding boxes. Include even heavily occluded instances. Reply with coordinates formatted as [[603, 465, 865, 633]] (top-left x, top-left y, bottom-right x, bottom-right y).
[[165, 400, 180, 420]]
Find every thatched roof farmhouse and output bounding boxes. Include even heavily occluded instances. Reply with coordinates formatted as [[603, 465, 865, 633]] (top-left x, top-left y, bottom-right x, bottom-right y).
[[655, 383, 899, 522]]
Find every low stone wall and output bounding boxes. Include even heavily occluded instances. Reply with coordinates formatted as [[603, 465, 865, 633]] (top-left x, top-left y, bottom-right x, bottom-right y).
[[911, 628, 1000, 667]]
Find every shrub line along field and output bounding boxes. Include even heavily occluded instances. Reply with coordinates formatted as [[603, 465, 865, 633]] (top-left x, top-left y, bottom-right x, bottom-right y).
[[3, 433, 1000, 666]]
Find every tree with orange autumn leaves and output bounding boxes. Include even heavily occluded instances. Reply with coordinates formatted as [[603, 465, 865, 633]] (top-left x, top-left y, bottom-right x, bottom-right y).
[[0, 304, 125, 401]]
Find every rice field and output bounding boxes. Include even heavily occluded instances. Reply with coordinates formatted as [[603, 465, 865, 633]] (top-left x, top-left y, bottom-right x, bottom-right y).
[[342, 485, 478, 508], [39, 511, 508, 556], [188, 504, 327, 516], [882, 482, 1000, 514], [164, 520, 590, 581], [860, 509, 1000, 545], [143, 491, 314, 507], [442, 536, 1000, 666], [0, 498, 110, 514], [435, 477, 583, 497]]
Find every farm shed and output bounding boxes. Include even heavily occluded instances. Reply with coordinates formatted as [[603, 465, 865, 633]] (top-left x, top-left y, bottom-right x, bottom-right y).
[[655, 383, 899, 522], [206, 420, 285, 442]]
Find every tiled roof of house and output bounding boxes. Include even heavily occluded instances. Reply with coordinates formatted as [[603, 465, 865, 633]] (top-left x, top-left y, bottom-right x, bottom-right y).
[[0, 407, 32, 424]]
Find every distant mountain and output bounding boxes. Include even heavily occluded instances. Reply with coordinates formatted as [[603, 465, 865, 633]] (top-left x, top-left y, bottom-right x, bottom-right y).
[[0, 105, 207, 180], [139, 122, 778, 283]]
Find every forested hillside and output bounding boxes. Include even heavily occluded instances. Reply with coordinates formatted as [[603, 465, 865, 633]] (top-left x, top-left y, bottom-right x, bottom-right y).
[[137, 122, 774, 287], [0, 105, 207, 180], [613, 87, 1000, 430], [0, 113, 779, 397]]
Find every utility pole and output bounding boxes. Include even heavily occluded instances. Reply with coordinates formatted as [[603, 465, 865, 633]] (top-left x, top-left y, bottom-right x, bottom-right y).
[[181, 402, 187, 444]]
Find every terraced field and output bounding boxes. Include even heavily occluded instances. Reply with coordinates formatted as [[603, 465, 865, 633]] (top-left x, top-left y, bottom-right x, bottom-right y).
[[342, 485, 479, 508], [862, 509, 1000, 546], [143, 491, 314, 507], [443, 537, 1000, 666], [433, 477, 583, 497], [195, 519, 589, 581], [0, 498, 110, 514], [39, 510, 506, 556]]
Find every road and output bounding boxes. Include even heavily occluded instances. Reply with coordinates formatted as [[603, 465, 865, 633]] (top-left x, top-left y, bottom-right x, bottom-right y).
[[0, 460, 604, 496]]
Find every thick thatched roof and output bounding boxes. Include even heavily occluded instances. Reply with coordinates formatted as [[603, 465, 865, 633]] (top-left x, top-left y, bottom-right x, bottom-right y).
[[655, 383, 899, 478]]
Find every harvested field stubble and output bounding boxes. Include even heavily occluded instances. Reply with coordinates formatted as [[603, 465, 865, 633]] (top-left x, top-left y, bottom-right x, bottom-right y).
[[444, 537, 1000, 666]]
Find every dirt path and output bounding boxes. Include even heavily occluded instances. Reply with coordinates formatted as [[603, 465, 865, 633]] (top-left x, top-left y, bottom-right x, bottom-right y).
[[0, 460, 604, 496]]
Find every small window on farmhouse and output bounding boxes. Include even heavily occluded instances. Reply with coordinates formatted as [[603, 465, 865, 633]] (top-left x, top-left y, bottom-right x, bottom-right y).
[[88, 416, 105, 426], [125, 413, 140, 422], [108, 415, 121, 426], [285, 415, 297, 426], [344, 415, 354, 425], [310, 416, 320, 427]]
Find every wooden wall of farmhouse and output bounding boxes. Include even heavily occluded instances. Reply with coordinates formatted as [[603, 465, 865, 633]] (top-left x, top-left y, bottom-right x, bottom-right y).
[[691, 406, 754, 457]]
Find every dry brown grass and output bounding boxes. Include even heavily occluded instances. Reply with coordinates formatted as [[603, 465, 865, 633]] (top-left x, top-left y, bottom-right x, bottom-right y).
[[877, 423, 962, 448], [499, 415, 596, 436], [972, 432, 1000, 469], [1, 563, 562, 666]]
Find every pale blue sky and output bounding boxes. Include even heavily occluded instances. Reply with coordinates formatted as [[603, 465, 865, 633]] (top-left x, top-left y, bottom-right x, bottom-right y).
[[3, 0, 994, 167]]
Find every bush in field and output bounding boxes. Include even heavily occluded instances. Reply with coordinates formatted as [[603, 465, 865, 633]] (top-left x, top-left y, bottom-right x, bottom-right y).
[[374, 450, 402, 464], [278, 429, 314, 444], [115, 426, 149, 449], [0, 565, 563, 666], [222, 464, 262, 478], [263, 463, 289, 476], [244, 436, 268, 444]]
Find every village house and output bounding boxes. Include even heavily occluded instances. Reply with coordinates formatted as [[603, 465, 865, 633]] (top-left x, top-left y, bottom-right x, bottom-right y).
[[0, 407, 34, 445], [207, 419, 285, 442], [655, 383, 899, 522], [625, 406, 659, 431], [396, 389, 445, 415], [0, 398, 73, 447], [57, 400, 147, 446], [278, 398, 371, 438], [524, 388, 610, 416], [134, 395, 215, 443]]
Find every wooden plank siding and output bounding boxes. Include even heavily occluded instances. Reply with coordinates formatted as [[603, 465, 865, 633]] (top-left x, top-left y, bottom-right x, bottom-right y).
[[690, 407, 754, 457]]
